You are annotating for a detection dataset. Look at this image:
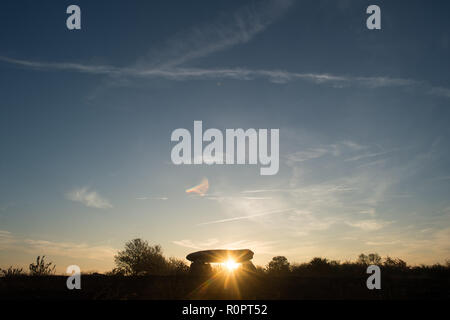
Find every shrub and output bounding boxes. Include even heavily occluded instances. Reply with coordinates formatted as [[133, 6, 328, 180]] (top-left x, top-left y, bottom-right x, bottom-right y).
[[0, 266, 24, 277], [29, 256, 56, 276]]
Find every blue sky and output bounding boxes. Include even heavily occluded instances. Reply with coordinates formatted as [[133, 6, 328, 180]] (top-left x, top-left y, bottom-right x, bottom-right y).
[[1, 0, 449, 272]]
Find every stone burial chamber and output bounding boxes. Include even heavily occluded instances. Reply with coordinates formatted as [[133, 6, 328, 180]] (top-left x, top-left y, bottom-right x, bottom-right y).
[[186, 249, 256, 275]]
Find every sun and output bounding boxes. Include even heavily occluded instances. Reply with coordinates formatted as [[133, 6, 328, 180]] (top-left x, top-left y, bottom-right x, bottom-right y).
[[224, 259, 239, 271]]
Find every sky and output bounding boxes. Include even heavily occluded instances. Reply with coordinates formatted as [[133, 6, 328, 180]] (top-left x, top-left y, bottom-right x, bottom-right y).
[[1, 0, 449, 273]]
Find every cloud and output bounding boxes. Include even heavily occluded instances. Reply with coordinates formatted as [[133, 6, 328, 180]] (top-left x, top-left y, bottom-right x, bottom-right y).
[[220, 240, 278, 254], [0, 55, 120, 75], [346, 219, 392, 231], [365, 240, 399, 246], [241, 196, 273, 200], [198, 207, 294, 226], [66, 187, 113, 209], [172, 238, 220, 250], [345, 148, 403, 162], [186, 178, 209, 196], [355, 224, 450, 265], [146, 0, 294, 68], [23, 239, 115, 260], [285, 141, 368, 165], [428, 86, 450, 98], [287, 140, 395, 164], [241, 189, 287, 194], [136, 196, 168, 200], [0, 230, 12, 236], [2, 54, 450, 99], [0, 0, 448, 99], [0, 230, 116, 261], [286, 148, 329, 162], [287, 210, 336, 233], [0, 230, 15, 249], [282, 140, 425, 215], [359, 208, 376, 217], [172, 238, 277, 254], [340, 141, 366, 150], [203, 195, 273, 201]]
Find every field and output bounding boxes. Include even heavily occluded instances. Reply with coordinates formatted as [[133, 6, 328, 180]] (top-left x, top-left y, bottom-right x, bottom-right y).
[[1, 270, 448, 300]]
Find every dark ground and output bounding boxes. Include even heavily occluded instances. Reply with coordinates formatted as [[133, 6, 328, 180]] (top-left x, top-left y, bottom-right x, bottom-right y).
[[1, 272, 448, 300]]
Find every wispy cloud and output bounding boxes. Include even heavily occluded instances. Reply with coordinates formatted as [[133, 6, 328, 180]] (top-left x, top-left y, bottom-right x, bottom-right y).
[[285, 141, 404, 168], [23, 239, 115, 260], [172, 238, 277, 254], [241, 188, 291, 194], [0, 0, 449, 99], [2, 54, 450, 98], [345, 148, 403, 162], [241, 196, 273, 200], [428, 86, 450, 98], [66, 187, 113, 209], [198, 207, 294, 226], [136, 196, 168, 201], [0, 230, 15, 249], [186, 178, 209, 196], [286, 210, 336, 234], [0, 230, 116, 261], [145, 0, 294, 68], [0, 56, 120, 75], [172, 238, 220, 250], [346, 219, 393, 231], [285, 141, 367, 165], [286, 148, 329, 163]]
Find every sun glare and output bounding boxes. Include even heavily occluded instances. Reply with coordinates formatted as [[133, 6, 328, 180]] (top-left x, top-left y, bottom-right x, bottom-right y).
[[224, 259, 239, 271]]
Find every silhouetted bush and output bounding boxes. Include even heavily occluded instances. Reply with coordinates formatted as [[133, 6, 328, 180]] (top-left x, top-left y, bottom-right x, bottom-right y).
[[29, 256, 55, 276], [0, 266, 24, 277]]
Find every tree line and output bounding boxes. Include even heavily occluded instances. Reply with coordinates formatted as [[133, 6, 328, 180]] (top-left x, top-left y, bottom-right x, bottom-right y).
[[1, 238, 449, 277]]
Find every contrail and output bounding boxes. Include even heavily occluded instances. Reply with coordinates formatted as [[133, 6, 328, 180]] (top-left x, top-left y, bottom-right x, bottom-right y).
[[198, 207, 294, 226]]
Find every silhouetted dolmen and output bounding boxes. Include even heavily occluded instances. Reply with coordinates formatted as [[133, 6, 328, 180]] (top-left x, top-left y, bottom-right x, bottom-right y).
[[186, 249, 256, 275]]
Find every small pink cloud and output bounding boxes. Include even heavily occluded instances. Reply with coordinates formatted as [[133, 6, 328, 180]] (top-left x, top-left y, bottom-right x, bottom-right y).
[[186, 178, 209, 196]]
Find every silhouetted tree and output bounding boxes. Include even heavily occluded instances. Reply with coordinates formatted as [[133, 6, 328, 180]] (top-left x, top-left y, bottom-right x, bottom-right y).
[[290, 262, 308, 275], [308, 257, 339, 273], [167, 257, 189, 275], [114, 238, 167, 275], [358, 253, 381, 265], [29, 256, 55, 276], [266, 256, 290, 275], [384, 256, 408, 270], [106, 268, 126, 276], [309, 257, 329, 267], [255, 265, 266, 275]]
